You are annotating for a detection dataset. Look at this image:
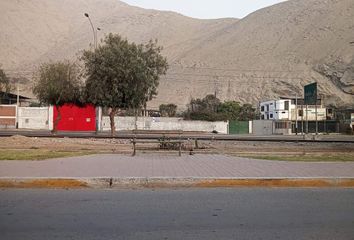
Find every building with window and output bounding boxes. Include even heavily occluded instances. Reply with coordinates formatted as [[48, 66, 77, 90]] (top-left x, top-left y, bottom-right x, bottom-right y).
[[258, 97, 336, 135], [260, 97, 331, 121], [0, 91, 31, 106]]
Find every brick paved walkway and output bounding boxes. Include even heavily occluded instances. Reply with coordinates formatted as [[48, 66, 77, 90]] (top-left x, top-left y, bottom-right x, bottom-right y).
[[1, 154, 354, 178]]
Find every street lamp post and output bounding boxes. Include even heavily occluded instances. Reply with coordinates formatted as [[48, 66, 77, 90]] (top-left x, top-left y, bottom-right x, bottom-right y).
[[84, 13, 100, 49]]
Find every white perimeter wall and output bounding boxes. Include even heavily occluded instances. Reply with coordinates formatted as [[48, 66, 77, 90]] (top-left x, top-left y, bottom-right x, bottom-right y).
[[252, 120, 274, 135], [101, 117, 228, 134], [18, 107, 49, 130]]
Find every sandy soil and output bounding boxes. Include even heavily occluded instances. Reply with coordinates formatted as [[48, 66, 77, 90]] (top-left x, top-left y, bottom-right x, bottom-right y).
[[1, 135, 353, 156], [1, 0, 353, 106]]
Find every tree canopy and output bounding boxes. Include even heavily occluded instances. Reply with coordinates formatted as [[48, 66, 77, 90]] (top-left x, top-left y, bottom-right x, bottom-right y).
[[184, 95, 257, 121], [159, 104, 177, 117], [82, 33, 168, 135], [0, 67, 10, 93], [32, 61, 83, 132]]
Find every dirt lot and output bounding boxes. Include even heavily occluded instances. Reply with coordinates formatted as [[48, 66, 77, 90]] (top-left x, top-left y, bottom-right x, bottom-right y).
[[1, 135, 353, 156]]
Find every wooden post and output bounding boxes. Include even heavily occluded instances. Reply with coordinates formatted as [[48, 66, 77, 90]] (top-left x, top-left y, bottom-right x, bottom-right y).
[[179, 141, 182, 157], [179, 130, 182, 156], [132, 136, 136, 157]]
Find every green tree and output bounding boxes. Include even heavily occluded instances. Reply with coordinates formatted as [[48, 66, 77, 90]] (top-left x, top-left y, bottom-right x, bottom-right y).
[[189, 95, 221, 113], [218, 101, 242, 120], [184, 94, 257, 122], [239, 103, 257, 121], [32, 61, 83, 133], [203, 94, 221, 112], [185, 94, 224, 121], [0, 67, 11, 104], [159, 104, 177, 117], [82, 33, 168, 135]]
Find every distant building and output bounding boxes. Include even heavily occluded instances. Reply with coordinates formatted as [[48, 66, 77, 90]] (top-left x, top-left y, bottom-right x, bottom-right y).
[[258, 97, 337, 135], [260, 97, 332, 121], [0, 91, 31, 106]]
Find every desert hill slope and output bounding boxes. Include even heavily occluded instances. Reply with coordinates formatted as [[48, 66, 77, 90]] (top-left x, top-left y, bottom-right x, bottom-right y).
[[0, 0, 353, 108]]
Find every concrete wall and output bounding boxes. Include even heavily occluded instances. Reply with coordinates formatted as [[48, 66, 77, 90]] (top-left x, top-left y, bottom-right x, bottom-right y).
[[252, 120, 274, 135], [18, 107, 49, 130], [101, 116, 228, 134], [296, 107, 326, 121], [253, 120, 293, 135]]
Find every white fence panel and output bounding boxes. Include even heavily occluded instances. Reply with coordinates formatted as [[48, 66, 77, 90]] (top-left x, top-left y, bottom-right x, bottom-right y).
[[18, 107, 49, 130], [101, 116, 228, 134]]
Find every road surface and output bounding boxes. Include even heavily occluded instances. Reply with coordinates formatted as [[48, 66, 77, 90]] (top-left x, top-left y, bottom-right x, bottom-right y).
[[1, 188, 354, 240]]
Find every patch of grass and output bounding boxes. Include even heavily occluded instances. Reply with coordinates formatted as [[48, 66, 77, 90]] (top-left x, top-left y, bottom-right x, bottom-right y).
[[0, 149, 97, 161], [238, 154, 354, 162]]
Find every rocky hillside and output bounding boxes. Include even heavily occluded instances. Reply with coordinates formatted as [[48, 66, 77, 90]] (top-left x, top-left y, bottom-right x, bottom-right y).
[[1, 0, 353, 108]]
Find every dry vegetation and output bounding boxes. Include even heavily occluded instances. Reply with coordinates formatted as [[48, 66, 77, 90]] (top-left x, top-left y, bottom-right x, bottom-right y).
[[0, 135, 353, 161]]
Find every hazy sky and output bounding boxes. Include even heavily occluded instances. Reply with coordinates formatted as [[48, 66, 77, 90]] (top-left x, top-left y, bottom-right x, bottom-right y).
[[121, 0, 287, 19]]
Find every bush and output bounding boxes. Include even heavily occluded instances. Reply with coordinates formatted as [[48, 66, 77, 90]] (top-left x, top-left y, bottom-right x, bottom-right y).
[[185, 111, 228, 122]]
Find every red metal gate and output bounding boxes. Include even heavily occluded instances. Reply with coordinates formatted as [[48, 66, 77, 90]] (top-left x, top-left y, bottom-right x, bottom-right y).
[[53, 104, 96, 131]]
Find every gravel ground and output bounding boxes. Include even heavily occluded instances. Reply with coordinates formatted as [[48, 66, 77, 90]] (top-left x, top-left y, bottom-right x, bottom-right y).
[[1, 135, 353, 155]]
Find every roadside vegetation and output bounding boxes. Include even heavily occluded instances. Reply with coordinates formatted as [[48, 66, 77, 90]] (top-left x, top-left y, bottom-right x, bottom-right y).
[[32, 61, 84, 133], [0, 149, 97, 161], [82, 34, 168, 136], [31, 33, 168, 136], [0, 66, 11, 93], [183, 94, 257, 121]]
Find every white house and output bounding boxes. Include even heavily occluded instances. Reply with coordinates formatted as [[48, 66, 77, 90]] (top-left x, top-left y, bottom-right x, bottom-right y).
[[260, 98, 329, 121]]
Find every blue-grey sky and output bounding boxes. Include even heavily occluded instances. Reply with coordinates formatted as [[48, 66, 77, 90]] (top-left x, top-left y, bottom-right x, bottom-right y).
[[121, 0, 287, 19]]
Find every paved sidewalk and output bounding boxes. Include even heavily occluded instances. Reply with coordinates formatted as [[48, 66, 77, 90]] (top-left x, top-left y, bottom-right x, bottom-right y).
[[1, 154, 354, 179]]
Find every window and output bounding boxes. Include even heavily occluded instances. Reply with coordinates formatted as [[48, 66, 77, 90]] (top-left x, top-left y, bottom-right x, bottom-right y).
[[270, 114, 273, 119], [275, 121, 290, 129], [261, 115, 265, 120], [299, 109, 303, 117], [284, 101, 289, 110], [266, 105, 269, 111], [261, 106, 264, 112]]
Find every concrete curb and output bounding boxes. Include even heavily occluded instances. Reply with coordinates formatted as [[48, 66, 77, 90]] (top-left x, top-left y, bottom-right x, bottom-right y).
[[1, 177, 354, 189]]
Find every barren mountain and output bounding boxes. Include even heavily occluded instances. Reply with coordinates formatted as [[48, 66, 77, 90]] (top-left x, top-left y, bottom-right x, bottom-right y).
[[1, 0, 353, 108]]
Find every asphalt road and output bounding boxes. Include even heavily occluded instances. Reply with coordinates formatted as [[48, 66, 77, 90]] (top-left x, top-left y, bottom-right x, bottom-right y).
[[1, 129, 354, 142], [1, 188, 354, 240]]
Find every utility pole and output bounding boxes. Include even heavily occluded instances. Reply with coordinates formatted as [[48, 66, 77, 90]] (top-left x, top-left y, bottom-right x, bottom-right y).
[[213, 76, 220, 98], [295, 94, 298, 135], [84, 13, 101, 49], [315, 100, 318, 135], [323, 94, 327, 133], [227, 79, 232, 101], [301, 104, 304, 135], [306, 104, 309, 134], [16, 84, 19, 129]]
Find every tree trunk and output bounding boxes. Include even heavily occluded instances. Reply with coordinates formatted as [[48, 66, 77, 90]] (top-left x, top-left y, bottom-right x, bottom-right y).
[[52, 105, 61, 134], [109, 108, 117, 136], [134, 108, 138, 131]]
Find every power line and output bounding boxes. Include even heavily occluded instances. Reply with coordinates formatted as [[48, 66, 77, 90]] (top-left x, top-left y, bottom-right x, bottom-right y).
[[164, 75, 303, 81], [169, 64, 310, 74]]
